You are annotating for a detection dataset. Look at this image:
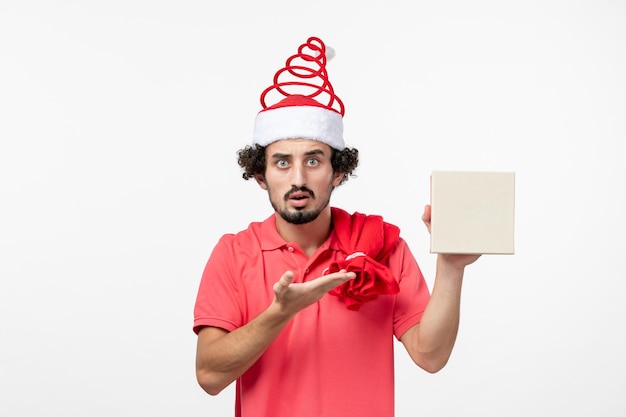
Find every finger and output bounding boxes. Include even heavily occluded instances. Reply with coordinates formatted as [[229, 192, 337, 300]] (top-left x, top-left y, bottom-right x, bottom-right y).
[[327, 269, 356, 280], [421, 204, 431, 224], [344, 271, 357, 280], [336, 268, 355, 277], [273, 270, 294, 295], [421, 205, 432, 234], [315, 270, 356, 292]]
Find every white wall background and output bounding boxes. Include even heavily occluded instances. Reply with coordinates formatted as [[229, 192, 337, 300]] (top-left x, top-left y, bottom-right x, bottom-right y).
[[1, 1, 624, 416]]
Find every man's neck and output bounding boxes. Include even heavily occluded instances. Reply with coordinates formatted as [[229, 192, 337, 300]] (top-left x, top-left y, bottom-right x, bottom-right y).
[[275, 207, 333, 257]]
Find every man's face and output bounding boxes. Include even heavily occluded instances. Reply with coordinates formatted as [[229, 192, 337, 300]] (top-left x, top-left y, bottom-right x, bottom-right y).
[[256, 139, 344, 225]]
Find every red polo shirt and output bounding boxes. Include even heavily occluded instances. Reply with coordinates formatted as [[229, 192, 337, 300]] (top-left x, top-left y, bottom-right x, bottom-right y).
[[194, 209, 430, 417]]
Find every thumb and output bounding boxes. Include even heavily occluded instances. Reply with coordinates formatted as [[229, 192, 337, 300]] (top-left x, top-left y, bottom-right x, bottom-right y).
[[422, 204, 432, 233], [273, 270, 295, 295]]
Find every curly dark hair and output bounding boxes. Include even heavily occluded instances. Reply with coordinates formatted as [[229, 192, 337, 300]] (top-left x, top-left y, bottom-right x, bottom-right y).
[[237, 143, 359, 185]]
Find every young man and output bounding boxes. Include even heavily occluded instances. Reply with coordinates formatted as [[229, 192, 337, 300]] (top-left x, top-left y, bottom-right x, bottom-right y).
[[193, 37, 480, 417]]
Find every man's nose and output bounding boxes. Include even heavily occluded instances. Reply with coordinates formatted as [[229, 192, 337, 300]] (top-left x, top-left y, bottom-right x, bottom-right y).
[[291, 164, 306, 187]]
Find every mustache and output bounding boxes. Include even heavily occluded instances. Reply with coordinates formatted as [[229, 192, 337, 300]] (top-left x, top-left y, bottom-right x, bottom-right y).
[[284, 186, 315, 200]]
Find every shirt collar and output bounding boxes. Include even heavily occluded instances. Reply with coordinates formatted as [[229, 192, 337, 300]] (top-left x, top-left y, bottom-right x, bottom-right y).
[[259, 213, 286, 251]]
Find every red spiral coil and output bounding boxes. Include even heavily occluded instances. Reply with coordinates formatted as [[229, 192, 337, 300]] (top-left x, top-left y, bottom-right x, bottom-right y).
[[259, 37, 345, 116]]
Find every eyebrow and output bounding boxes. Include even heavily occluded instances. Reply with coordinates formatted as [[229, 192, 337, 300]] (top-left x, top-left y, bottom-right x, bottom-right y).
[[270, 148, 327, 159]]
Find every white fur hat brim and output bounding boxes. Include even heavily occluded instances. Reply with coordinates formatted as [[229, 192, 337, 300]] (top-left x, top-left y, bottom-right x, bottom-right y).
[[252, 105, 345, 150]]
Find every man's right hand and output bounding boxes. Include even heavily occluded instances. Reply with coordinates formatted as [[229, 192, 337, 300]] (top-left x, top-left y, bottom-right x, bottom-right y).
[[272, 269, 356, 318]]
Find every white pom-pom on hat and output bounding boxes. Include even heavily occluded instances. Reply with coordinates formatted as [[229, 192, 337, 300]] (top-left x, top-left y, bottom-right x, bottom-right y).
[[325, 45, 336, 61]]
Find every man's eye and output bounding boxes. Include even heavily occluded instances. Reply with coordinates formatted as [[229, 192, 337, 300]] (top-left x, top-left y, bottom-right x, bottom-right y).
[[277, 160, 288, 168], [306, 158, 319, 166]]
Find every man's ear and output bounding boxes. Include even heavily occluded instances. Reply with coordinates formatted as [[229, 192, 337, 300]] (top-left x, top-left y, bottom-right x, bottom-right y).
[[332, 172, 345, 187], [254, 174, 268, 190]]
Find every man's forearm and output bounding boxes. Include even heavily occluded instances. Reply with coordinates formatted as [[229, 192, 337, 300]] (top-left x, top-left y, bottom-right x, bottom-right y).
[[402, 255, 465, 373], [195, 302, 291, 395]]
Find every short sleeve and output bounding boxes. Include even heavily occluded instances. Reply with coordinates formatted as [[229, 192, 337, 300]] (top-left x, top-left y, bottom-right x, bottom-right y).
[[390, 238, 431, 339], [193, 234, 243, 334]]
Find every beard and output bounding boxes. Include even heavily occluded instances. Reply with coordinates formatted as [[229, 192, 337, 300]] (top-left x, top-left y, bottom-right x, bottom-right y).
[[269, 185, 333, 225], [277, 207, 325, 224]]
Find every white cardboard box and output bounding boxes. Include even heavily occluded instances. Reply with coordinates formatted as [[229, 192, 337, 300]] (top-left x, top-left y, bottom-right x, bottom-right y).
[[430, 171, 515, 254]]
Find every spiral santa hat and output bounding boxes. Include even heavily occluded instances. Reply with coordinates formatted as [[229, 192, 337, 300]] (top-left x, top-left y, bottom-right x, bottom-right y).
[[251, 37, 345, 150]]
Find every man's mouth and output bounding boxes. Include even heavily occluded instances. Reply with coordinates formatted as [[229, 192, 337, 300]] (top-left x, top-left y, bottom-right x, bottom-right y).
[[288, 191, 312, 207]]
